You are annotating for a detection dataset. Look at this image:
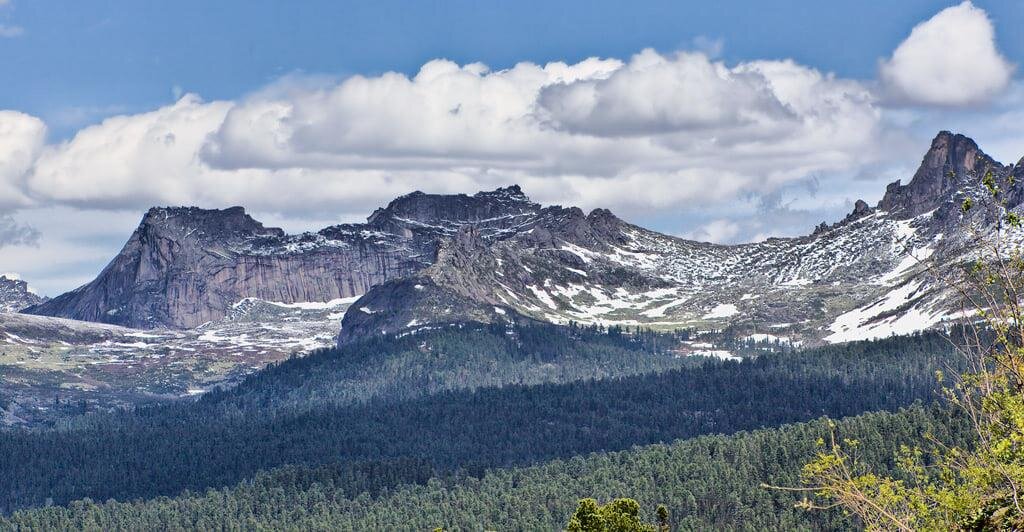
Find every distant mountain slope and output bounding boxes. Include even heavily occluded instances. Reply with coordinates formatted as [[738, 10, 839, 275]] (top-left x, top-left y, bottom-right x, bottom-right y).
[[341, 131, 1023, 345], [0, 297, 354, 427], [25, 132, 1023, 344]]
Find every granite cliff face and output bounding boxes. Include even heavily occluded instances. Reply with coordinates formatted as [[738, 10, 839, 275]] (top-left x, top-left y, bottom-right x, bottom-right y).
[[0, 276, 46, 313], [25, 187, 538, 328], [878, 131, 1019, 219], [336, 208, 634, 343]]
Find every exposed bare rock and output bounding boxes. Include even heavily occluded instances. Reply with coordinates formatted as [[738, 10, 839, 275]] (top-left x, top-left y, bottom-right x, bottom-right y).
[[0, 276, 46, 313], [339, 131, 1024, 346], [24, 206, 420, 328], [25, 188, 543, 329], [878, 131, 1011, 219], [814, 199, 874, 236], [24, 131, 1024, 347], [336, 276, 511, 343]]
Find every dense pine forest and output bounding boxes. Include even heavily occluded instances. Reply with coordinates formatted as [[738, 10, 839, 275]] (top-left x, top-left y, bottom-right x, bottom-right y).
[[0, 406, 971, 530], [218, 322, 706, 414], [0, 324, 959, 520]]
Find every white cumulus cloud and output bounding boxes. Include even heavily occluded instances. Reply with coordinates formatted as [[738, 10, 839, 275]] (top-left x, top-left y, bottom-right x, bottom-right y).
[[540, 50, 796, 137], [0, 50, 892, 224], [0, 111, 46, 209], [880, 1, 1014, 106]]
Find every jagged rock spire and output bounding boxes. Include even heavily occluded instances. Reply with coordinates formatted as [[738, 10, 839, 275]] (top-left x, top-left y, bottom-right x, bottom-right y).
[[878, 131, 1004, 218]]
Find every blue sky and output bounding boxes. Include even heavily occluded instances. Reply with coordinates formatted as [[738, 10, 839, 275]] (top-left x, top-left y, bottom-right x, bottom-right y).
[[1, 1, 1023, 295], [4, 0, 1020, 136]]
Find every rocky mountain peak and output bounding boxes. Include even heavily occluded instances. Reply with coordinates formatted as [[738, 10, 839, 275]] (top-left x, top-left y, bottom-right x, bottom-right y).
[[582, 208, 626, 240], [911, 131, 999, 183], [365, 185, 542, 237], [25, 188, 543, 329], [474, 185, 531, 203], [140, 206, 285, 241], [587, 208, 617, 221], [0, 275, 46, 313], [29, 132, 1022, 336], [371, 185, 537, 221], [878, 131, 1005, 218]]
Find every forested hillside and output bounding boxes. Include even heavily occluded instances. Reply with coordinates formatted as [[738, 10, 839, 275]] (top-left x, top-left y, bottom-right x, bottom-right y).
[[219, 322, 703, 413], [0, 406, 971, 530], [0, 326, 956, 515]]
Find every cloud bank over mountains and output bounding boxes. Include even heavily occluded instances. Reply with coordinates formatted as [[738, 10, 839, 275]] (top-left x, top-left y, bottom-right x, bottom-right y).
[[1, 3, 1016, 221], [0, 1, 1020, 296], [6, 50, 889, 219]]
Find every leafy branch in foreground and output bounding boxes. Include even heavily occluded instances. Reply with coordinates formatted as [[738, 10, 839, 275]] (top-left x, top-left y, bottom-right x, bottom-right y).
[[776, 167, 1024, 529], [566, 498, 659, 532]]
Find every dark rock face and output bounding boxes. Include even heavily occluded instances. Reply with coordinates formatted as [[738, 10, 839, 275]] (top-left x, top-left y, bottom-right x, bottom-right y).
[[0, 276, 45, 313], [336, 276, 510, 344], [878, 131, 1010, 218], [849, 199, 871, 220], [335, 207, 638, 344], [365, 185, 539, 237], [26, 189, 545, 329]]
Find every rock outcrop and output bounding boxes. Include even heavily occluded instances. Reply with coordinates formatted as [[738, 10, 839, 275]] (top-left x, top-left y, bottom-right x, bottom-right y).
[[25, 188, 544, 329], [0, 276, 46, 313], [878, 131, 1011, 218]]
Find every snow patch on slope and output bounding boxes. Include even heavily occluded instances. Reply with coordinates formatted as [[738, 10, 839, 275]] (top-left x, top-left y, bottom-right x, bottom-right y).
[[703, 303, 739, 319], [824, 279, 948, 343]]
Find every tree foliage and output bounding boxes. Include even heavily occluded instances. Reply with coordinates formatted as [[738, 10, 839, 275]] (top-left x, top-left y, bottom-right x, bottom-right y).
[[792, 168, 1024, 529], [0, 329, 954, 515], [566, 498, 656, 532], [0, 407, 972, 530]]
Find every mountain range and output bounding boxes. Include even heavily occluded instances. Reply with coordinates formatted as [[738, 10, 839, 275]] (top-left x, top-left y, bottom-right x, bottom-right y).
[[1, 130, 1020, 525], [20, 131, 1024, 346]]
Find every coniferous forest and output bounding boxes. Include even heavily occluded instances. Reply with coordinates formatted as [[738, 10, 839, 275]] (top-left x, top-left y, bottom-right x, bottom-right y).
[[0, 323, 966, 529], [1, 406, 970, 530]]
